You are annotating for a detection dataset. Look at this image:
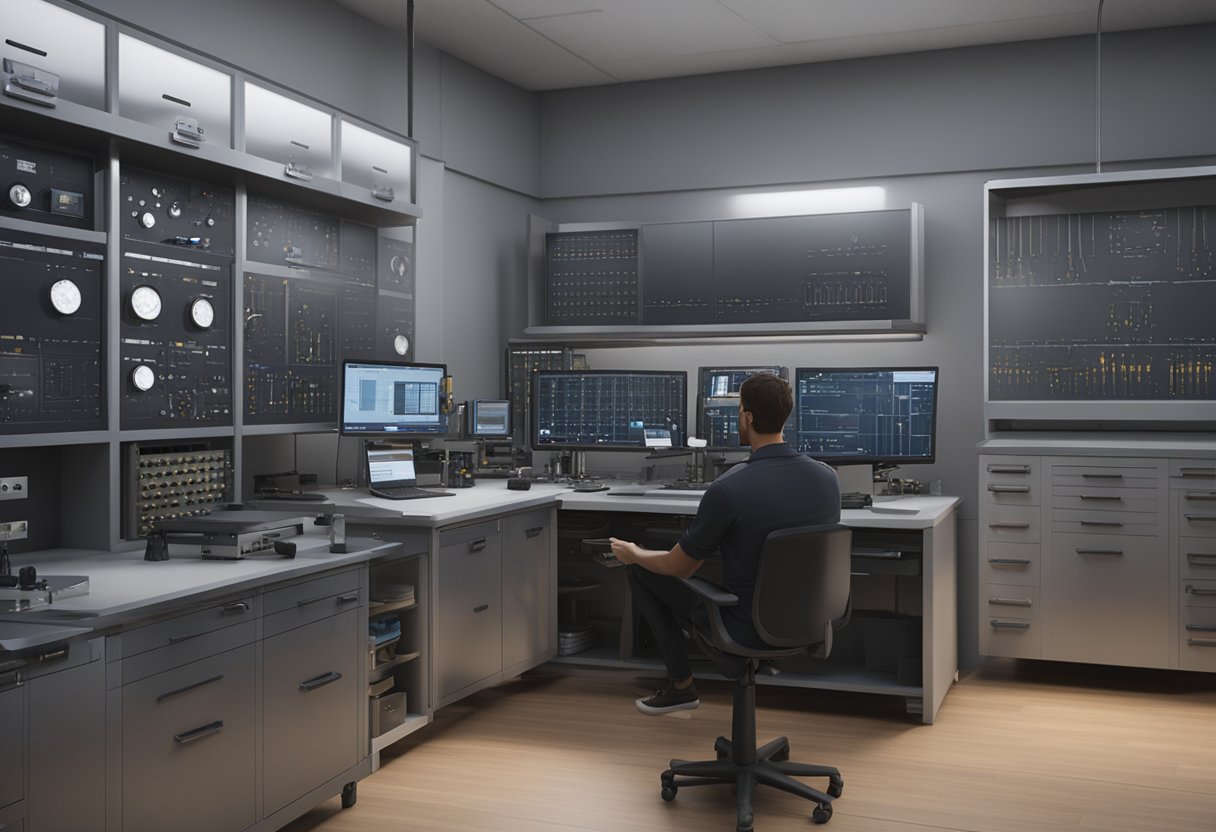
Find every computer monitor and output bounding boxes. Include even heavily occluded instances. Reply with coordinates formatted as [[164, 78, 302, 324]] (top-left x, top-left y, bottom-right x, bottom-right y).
[[469, 399, 511, 438], [532, 370, 687, 451], [794, 367, 939, 464], [696, 366, 790, 450], [339, 359, 447, 436]]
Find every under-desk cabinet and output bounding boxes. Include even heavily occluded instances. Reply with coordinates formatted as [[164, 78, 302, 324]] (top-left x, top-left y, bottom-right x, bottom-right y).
[[979, 450, 1215, 671], [503, 508, 557, 674]]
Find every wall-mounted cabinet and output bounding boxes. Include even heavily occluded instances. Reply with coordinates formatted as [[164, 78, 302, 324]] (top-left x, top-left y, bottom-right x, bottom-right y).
[[244, 83, 334, 181], [341, 120, 413, 206], [1, 0, 107, 111], [118, 35, 233, 150]]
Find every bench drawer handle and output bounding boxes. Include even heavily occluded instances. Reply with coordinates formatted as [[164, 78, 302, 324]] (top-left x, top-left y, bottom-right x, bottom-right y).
[[988, 557, 1031, 566], [300, 671, 342, 692], [174, 720, 224, 744], [990, 619, 1030, 630]]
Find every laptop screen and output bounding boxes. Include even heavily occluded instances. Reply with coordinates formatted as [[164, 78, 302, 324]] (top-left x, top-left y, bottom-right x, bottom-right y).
[[366, 447, 418, 488]]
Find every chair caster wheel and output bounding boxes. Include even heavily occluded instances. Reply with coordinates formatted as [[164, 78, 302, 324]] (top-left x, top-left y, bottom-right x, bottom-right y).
[[812, 803, 833, 824], [341, 781, 357, 809], [661, 785, 677, 802]]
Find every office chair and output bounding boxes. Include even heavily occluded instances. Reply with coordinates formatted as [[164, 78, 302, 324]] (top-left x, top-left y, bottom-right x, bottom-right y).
[[660, 523, 852, 831]]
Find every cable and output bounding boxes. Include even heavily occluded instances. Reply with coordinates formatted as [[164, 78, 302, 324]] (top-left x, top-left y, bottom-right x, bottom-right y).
[[1096, 0, 1106, 173]]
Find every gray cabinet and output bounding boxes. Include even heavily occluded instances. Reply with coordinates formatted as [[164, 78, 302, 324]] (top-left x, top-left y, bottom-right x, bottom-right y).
[[0, 673, 22, 812], [0, 800, 24, 832], [979, 456, 1043, 659], [261, 569, 363, 816], [502, 508, 556, 673], [435, 519, 503, 704]]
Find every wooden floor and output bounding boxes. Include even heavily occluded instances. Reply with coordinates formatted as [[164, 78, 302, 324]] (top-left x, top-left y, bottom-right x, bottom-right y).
[[282, 661, 1216, 832]]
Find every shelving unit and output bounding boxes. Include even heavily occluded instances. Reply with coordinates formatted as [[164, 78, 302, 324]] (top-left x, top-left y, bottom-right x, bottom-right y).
[[367, 552, 429, 767]]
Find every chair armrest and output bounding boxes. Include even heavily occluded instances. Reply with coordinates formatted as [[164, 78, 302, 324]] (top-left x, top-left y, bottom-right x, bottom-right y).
[[682, 576, 738, 608]]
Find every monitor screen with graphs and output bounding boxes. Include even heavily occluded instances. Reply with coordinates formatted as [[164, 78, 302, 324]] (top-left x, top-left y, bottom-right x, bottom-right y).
[[339, 360, 448, 436], [532, 370, 687, 451], [696, 366, 790, 450]]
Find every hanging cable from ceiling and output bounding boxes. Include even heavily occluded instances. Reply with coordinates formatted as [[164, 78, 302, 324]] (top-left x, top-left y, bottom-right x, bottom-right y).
[[1095, 0, 1106, 173]]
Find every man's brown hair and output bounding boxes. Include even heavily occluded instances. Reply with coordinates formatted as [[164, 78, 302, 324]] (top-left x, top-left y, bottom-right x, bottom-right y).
[[739, 373, 792, 434]]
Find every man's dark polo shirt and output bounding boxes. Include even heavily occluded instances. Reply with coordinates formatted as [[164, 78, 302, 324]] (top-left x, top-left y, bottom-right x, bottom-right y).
[[677, 443, 841, 647]]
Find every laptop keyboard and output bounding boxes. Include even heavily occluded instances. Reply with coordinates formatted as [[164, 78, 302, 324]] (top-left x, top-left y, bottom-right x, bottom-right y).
[[370, 486, 456, 500]]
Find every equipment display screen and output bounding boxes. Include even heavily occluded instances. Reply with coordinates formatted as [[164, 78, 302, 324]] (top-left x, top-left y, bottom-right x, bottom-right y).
[[340, 360, 447, 435], [532, 370, 686, 451]]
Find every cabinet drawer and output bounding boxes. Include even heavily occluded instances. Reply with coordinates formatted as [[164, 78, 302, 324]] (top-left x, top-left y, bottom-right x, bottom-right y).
[[436, 530, 503, 700], [110, 619, 257, 685], [1180, 604, 1216, 671], [263, 608, 361, 815], [982, 504, 1040, 543], [1169, 460, 1216, 484], [110, 594, 257, 660], [983, 542, 1040, 586], [121, 645, 256, 832], [1051, 463, 1159, 490], [263, 569, 364, 638], [0, 681, 23, 810], [1050, 509, 1159, 536], [984, 585, 1040, 659], [1177, 509, 1216, 539], [1049, 486, 1159, 514], [982, 456, 1039, 506], [1180, 538, 1216, 580], [438, 518, 501, 548], [1181, 579, 1216, 609]]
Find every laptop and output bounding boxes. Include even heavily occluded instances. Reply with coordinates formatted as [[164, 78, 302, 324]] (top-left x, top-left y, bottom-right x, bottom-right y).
[[366, 447, 455, 500]]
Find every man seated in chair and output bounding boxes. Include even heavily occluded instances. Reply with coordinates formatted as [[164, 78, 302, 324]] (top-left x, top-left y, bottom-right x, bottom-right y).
[[610, 373, 841, 714]]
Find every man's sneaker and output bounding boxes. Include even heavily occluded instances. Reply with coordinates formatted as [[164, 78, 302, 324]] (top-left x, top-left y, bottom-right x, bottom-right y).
[[636, 680, 699, 715]]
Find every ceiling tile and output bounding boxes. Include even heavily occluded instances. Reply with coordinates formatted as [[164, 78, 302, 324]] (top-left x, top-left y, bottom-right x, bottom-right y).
[[492, 0, 604, 19], [595, 44, 800, 84]]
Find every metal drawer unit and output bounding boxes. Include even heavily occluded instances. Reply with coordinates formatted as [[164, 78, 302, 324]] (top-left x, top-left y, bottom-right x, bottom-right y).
[[262, 584, 362, 816], [979, 455, 1043, 658], [502, 507, 557, 674], [1171, 460, 1216, 670], [435, 518, 503, 705], [0, 670, 22, 812], [1180, 579, 1216, 671], [263, 567, 363, 638], [107, 594, 258, 684]]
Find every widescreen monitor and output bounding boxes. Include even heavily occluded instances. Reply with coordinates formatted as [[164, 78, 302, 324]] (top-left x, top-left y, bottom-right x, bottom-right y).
[[340, 359, 447, 436], [469, 399, 511, 438], [532, 370, 687, 451], [794, 367, 939, 465], [696, 365, 790, 450]]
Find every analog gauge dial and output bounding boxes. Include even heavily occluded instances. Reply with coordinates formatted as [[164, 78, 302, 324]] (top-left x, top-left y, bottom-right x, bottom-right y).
[[189, 297, 215, 329], [393, 334, 410, 356], [130, 285, 162, 321], [49, 279, 82, 315], [139, 211, 156, 229], [7, 183, 32, 209], [131, 364, 156, 392], [390, 254, 410, 278]]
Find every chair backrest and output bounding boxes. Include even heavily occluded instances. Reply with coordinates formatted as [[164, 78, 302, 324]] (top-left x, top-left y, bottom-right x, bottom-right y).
[[752, 524, 852, 650]]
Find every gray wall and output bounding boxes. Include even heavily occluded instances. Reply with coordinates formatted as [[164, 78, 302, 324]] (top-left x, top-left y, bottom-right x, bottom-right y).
[[531, 24, 1216, 669]]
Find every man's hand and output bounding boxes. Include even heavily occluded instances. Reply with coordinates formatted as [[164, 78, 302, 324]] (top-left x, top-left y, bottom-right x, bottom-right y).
[[609, 537, 640, 564]]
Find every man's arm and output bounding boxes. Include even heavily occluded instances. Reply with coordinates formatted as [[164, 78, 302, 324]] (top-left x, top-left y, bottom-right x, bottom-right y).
[[609, 538, 703, 579]]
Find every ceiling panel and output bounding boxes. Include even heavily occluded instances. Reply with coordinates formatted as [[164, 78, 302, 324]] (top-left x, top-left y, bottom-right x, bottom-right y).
[[493, 0, 604, 18]]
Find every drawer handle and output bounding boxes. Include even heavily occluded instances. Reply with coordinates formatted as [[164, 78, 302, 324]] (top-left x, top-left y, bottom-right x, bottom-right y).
[[473, 604, 490, 613], [469, 538, 487, 553], [297, 594, 332, 608], [1184, 514, 1216, 523], [988, 557, 1031, 566], [525, 526, 545, 538], [989, 597, 1032, 607], [987, 484, 1030, 493], [1079, 520, 1124, 528], [299, 671, 343, 692], [222, 601, 250, 615], [174, 720, 224, 744], [1081, 473, 1124, 480], [1186, 638, 1216, 648], [990, 619, 1030, 630], [988, 522, 1030, 529], [1187, 553, 1216, 565], [1079, 495, 1122, 502], [168, 631, 206, 645], [158, 673, 225, 703], [337, 593, 360, 605], [35, 646, 69, 663], [1180, 467, 1216, 478], [1076, 548, 1123, 556], [987, 465, 1030, 474], [1185, 585, 1216, 597], [0, 674, 22, 694], [1183, 492, 1216, 502], [1185, 624, 1216, 633]]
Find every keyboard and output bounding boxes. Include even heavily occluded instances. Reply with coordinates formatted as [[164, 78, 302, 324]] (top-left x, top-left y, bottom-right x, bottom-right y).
[[370, 486, 456, 500], [254, 491, 327, 502]]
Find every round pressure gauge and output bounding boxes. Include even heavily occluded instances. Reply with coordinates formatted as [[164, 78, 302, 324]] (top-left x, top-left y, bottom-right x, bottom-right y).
[[6, 183, 32, 209], [393, 334, 410, 356], [390, 254, 410, 278], [131, 364, 156, 392], [189, 297, 215, 329], [139, 211, 156, 229], [168, 202, 182, 219], [49, 279, 82, 315], [129, 285, 162, 321]]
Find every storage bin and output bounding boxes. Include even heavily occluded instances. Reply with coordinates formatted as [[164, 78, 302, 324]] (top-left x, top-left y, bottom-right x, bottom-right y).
[[370, 690, 406, 737]]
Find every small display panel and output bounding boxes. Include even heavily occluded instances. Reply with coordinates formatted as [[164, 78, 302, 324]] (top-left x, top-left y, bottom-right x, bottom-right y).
[[532, 370, 687, 451], [340, 360, 447, 436], [696, 365, 789, 450], [795, 367, 938, 464], [469, 399, 511, 437], [366, 446, 418, 487]]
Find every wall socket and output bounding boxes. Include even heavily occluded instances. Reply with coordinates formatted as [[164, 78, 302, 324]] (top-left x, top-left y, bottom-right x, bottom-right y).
[[0, 520, 28, 541], [0, 476, 28, 500]]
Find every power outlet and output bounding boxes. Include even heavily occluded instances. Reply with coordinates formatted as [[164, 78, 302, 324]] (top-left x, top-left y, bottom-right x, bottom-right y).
[[0, 520, 28, 541], [0, 476, 27, 500]]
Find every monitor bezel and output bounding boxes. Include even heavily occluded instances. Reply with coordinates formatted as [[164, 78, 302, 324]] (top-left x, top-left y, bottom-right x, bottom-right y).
[[469, 398, 512, 438], [695, 365, 791, 452], [793, 365, 940, 466], [531, 369, 688, 452], [339, 358, 449, 437]]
